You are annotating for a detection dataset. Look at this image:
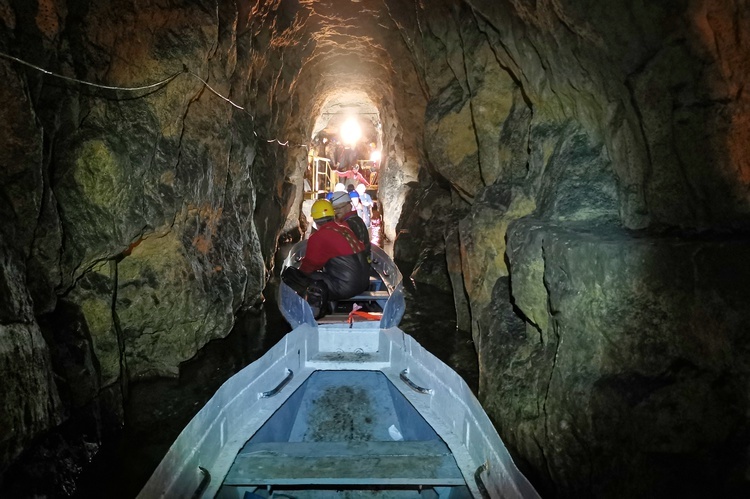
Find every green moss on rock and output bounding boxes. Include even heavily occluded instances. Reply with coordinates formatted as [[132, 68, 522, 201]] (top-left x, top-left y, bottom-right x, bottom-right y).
[[72, 140, 123, 209]]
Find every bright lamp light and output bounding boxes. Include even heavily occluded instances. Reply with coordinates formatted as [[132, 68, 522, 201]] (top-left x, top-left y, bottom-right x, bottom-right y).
[[369, 150, 381, 162], [340, 118, 362, 145]]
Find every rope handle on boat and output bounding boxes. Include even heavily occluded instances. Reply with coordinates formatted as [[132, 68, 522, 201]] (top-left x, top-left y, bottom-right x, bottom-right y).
[[258, 369, 294, 398], [191, 466, 211, 499], [400, 368, 433, 395]]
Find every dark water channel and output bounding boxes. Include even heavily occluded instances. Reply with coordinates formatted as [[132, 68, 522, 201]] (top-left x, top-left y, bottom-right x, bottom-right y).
[[6, 246, 477, 499], [399, 281, 478, 394], [69, 286, 294, 499]]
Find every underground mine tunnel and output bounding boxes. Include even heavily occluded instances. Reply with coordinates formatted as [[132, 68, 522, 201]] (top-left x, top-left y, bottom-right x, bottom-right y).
[[1, 1, 750, 498]]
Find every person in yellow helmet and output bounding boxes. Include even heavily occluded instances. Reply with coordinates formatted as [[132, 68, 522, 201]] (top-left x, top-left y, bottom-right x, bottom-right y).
[[281, 198, 370, 318], [309, 198, 335, 222]]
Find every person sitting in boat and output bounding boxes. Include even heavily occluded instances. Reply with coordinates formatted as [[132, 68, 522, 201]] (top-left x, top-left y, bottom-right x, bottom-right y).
[[281, 199, 370, 318], [330, 191, 370, 258]]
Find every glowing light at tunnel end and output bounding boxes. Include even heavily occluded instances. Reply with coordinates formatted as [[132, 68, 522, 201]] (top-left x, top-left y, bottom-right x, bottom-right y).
[[340, 117, 362, 145]]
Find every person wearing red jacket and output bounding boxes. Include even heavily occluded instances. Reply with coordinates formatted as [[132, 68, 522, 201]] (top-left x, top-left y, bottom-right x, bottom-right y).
[[282, 199, 370, 318]]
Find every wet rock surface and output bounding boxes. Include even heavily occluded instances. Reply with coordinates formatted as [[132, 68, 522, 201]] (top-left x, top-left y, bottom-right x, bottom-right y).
[[390, 1, 750, 496], [482, 220, 750, 496]]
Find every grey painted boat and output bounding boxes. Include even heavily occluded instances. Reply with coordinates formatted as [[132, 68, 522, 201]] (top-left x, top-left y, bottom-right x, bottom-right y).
[[138, 243, 539, 499]]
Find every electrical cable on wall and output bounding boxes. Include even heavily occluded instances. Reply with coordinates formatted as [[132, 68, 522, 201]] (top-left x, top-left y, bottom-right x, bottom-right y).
[[0, 50, 306, 149]]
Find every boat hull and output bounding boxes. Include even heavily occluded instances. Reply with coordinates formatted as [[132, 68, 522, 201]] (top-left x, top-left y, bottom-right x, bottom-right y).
[[138, 323, 539, 498]]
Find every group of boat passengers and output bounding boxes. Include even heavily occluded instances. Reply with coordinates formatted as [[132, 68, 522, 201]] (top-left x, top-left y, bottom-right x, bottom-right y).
[[281, 183, 376, 319]]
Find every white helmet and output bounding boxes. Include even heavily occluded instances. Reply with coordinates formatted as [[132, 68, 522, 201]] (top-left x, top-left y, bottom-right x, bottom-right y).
[[334, 183, 346, 192], [356, 184, 366, 194]]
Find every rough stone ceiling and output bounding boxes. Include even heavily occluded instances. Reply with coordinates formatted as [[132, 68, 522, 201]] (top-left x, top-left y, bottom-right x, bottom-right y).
[[255, 0, 396, 141], [311, 89, 380, 141]]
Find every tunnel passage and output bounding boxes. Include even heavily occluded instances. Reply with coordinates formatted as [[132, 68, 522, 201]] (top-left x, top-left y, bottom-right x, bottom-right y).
[[2, 1, 750, 498], [286, 89, 383, 242], [272, 0, 424, 244]]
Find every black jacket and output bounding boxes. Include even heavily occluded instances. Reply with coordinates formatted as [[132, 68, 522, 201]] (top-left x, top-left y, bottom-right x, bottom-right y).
[[316, 250, 370, 300]]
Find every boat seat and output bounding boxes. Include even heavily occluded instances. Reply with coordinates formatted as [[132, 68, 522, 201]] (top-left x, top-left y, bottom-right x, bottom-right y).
[[223, 440, 465, 487], [336, 290, 390, 302]]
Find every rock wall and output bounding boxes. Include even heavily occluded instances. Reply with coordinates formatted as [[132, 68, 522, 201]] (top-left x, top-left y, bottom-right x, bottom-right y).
[[391, 0, 750, 496], [0, 0, 298, 488], [499, 220, 750, 497]]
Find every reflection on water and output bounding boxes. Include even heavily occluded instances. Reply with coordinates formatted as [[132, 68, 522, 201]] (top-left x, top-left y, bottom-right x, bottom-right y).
[[399, 282, 479, 394], [369, 217, 383, 248], [70, 283, 291, 499]]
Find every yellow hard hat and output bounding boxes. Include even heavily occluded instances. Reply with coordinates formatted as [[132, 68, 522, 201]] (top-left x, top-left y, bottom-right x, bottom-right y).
[[311, 199, 335, 221]]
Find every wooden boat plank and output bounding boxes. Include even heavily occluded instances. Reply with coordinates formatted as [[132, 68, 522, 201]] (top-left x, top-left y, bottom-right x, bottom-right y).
[[223, 441, 465, 486]]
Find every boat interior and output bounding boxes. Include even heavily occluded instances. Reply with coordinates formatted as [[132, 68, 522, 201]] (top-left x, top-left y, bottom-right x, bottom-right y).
[[215, 371, 472, 498]]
